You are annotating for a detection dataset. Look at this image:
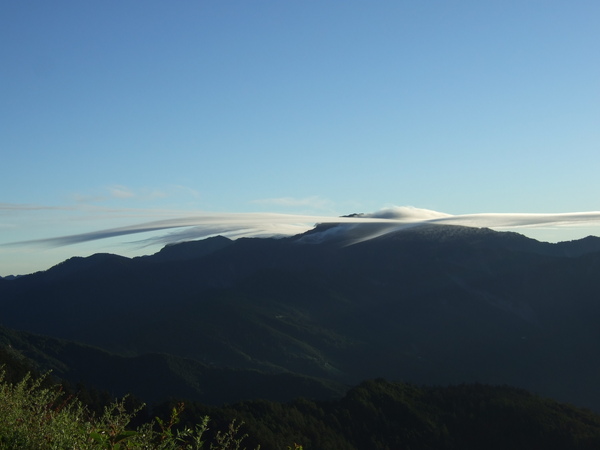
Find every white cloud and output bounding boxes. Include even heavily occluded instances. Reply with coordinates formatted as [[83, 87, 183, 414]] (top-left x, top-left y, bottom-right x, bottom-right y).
[[170, 185, 201, 198], [108, 185, 136, 199], [0, 203, 74, 212], [3, 206, 600, 250], [69, 184, 202, 206], [366, 206, 451, 221], [251, 196, 332, 210]]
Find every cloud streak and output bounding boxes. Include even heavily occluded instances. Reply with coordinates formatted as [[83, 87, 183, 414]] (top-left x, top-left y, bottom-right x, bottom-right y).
[[251, 196, 333, 210], [369, 207, 600, 229], [346, 207, 600, 243], [3, 206, 600, 250], [0, 203, 77, 212]]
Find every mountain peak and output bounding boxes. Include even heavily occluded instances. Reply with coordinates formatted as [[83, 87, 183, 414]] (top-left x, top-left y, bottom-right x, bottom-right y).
[[151, 235, 233, 262]]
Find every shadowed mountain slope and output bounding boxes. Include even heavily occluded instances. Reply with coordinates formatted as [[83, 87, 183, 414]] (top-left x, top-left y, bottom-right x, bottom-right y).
[[0, 325, 344, 405], [177, 378, 600, 450]]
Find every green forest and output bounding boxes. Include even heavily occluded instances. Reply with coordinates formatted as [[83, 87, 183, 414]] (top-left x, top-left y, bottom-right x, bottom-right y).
[[2, 346, 600, 450]]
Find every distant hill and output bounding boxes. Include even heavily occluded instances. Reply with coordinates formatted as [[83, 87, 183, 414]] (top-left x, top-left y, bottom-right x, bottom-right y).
[[0, 274, 20, 280], [178, 378, 600, 450], [0, 325, 344, 405], [1, 223, 600, 409]]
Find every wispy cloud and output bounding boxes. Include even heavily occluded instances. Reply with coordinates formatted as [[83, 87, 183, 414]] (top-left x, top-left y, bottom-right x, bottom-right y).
[[251, 196, 333, 210], [2, 213, 337, 248], [3, 206, 600, 250], [347, 207, 600, 243], [0, 203, 76, 212], [366, 206, 600, 228], [108, 185, 136, 199], [71, 184, 199, 205], [170, 185, 201, 199]]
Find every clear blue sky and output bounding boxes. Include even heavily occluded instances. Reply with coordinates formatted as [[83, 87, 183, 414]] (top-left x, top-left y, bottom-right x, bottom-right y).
[[2, 1, 599, 275]]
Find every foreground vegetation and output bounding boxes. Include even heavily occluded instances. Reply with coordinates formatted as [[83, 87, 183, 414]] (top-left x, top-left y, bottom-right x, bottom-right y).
[[3, 365, 600, 449], [0, 370, 255, 449]]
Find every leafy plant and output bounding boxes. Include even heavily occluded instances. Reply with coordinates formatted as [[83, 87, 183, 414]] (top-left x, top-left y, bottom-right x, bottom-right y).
[[0, 369, 253, 449]]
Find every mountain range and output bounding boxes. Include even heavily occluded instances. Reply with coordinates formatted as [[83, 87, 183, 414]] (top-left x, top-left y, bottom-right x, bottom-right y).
[[1, 222, 600, 411]]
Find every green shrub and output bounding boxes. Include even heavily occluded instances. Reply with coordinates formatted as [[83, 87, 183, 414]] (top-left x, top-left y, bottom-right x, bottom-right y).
[[0, 370, 252, 449], [0, 371, 91, 448]]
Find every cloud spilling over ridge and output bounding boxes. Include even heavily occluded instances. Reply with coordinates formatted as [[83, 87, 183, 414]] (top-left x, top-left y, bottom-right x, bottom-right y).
[[4, 207, 600, 249], [343, 207, 600, 244]]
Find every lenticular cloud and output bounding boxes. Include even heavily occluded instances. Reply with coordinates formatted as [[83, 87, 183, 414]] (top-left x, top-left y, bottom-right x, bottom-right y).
[[366, 207, 600, 229], [5, 207, 600, 249]]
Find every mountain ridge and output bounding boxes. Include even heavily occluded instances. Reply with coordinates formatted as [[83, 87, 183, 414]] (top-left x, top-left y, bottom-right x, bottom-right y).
[[1, 223, 600, 409], [0, 324, 345, 405]]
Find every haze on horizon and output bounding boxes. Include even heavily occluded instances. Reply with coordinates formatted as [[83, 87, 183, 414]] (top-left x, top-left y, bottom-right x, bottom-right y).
[[1, 1, 599, 275]]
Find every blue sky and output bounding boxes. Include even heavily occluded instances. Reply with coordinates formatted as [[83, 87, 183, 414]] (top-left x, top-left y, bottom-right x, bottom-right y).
[[1, 1, 599, 275]]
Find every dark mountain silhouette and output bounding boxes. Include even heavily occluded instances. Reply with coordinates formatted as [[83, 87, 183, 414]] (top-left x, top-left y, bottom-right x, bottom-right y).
[[0, 274, 20, 280], [150, 235, 234, 263], [0, 325, 344, 404], [176, 378, 600, 450], [1, 223, 600, 409]]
